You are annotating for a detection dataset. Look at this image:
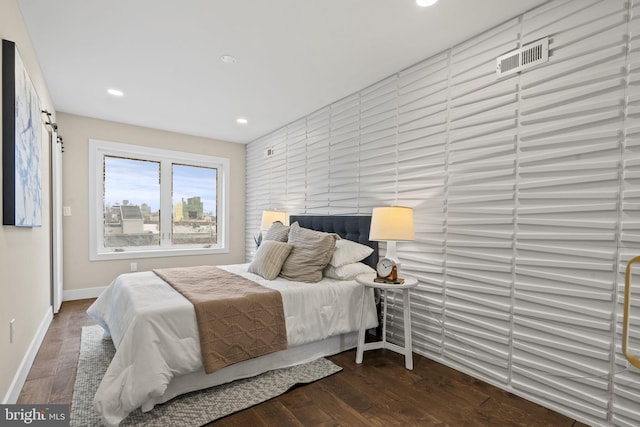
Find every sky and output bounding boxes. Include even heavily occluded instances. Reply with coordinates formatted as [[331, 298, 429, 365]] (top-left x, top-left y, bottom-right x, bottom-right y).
[[104, 156, 217, 214]]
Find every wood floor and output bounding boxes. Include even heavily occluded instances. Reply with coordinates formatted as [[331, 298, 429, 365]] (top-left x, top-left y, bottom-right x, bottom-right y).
[[18, 299, 589, 426]]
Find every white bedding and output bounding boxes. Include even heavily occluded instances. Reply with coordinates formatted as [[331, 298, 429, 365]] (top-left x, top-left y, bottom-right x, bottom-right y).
[[87, 263, 378, 426]]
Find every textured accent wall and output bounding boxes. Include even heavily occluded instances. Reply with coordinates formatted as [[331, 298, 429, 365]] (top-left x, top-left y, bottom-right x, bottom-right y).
[[246, 0, 640, 425]]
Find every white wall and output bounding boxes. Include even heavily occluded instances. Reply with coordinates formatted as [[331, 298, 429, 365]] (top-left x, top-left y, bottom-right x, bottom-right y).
[[0, 0, 57, 403], [57, 113, 246, 295], [246, 0, 640, 425]]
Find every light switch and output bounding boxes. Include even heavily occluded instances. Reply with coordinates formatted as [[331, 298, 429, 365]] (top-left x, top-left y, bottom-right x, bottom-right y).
[[63, 206, 71, 216]]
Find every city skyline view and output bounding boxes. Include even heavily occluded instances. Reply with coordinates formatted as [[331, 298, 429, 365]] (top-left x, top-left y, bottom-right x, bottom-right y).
[[104, 156, 217, 215]]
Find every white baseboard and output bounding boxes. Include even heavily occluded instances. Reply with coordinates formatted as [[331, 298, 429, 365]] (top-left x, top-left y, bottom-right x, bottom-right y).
[[2, 306, 53, 404], [63, 286, 105, 301]]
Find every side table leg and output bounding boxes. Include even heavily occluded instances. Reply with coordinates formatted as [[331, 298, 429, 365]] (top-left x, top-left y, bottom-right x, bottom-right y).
[[356, 285, 366, 364], [382, 289, 388, 343], [403, 289, 413, 370]]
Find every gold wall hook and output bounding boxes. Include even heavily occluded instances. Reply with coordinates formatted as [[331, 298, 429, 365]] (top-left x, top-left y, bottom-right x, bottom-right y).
[[623, 256, 640, 369]]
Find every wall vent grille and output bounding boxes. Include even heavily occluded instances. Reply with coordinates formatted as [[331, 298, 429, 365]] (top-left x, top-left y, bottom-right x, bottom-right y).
[[264, 146, 275, 158], [496, 37, 548, 77]]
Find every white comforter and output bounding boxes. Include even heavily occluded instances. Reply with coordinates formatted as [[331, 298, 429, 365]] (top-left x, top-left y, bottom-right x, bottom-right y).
[[87, 264, 377, 426]]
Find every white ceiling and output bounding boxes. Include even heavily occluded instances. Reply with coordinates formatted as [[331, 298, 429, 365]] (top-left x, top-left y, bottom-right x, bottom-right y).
[[17, 0, 549, 144]]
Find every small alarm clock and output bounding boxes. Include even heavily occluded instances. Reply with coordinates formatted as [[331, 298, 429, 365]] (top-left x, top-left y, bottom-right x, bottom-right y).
[[375, 257, 402, 284]]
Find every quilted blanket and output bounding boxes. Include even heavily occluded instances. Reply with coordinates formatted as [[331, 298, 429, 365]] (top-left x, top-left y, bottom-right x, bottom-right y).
[[154, 265, 287, 373]]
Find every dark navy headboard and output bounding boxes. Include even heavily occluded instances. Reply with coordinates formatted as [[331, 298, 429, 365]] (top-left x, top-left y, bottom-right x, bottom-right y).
[[289, 215, 378, 269]]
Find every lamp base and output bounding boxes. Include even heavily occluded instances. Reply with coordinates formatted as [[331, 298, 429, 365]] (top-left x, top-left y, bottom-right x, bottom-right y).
[[384, 240, 399, 264], [380, 241, 406, 282]]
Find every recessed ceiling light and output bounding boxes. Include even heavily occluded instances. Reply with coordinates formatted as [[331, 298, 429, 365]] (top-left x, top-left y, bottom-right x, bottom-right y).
[[236, 117, 248, 125], [107, 88, 124, 97], [416, 0, 438, 6], [220, 55, 237, 64]]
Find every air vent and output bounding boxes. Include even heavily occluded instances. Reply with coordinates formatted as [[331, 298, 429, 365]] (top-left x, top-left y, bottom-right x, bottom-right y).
[[264, 146, 275, 158], [496, 37, 548, 78]]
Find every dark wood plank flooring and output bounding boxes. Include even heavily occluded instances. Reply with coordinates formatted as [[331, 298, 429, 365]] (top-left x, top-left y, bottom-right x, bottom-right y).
[[18, 299, 589, 426]]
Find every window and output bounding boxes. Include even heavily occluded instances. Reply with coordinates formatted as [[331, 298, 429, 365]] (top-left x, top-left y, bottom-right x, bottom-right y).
[[89, 139, 229, 260]]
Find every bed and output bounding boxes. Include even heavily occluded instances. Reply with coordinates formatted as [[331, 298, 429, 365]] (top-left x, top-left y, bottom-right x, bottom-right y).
[[87, 215, 379, 426]]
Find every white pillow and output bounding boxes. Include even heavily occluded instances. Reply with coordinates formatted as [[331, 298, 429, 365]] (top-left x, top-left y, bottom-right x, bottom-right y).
[[329, 239, 374, 268], [324, 262, 375, 280]]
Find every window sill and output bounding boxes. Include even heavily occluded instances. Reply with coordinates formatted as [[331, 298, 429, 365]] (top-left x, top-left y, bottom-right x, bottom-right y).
[[90, 246, 229, 261]]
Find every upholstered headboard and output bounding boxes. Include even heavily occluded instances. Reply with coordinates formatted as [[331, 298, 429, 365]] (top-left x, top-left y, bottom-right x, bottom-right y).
[[289, 215, 378, 269]]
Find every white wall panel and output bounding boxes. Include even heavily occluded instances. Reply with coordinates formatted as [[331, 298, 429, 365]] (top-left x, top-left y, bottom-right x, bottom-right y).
[[514, 1, 626, 423], [245, 0, 640, 424], [305, 107, 331, 214], [393, 52, 450, 358], [359, 77, 398, 213], [443, 17, 519, 386], [613, 1, 640, 425], [329, 94, 361, 214], [246, 133, 273, 258], [285, 118, 307, 213]]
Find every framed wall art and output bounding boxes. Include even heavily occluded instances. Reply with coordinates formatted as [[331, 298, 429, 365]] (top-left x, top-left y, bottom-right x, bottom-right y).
[[2, 39, 42, 227]]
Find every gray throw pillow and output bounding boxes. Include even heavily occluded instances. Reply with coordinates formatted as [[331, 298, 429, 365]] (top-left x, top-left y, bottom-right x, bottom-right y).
[[248, 240, 293, 280], [279, 222, 337, 283], [263, 221, 290, 242]]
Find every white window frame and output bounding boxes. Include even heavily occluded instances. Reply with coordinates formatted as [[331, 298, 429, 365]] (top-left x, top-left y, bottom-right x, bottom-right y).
[[89, 139, 230, 261]]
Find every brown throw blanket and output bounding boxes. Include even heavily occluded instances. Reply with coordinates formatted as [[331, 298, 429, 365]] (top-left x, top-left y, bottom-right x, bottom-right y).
[[153, 265, 287, 374]]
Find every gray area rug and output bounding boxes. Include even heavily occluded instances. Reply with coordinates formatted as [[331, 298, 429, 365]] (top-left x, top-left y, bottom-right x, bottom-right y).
[[71, 325, 342, 426]]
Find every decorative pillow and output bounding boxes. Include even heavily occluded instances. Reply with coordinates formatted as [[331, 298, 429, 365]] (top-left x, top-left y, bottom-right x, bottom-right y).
[[324, 262, 375, 280], [329, 239, 374, 268], [279, 222, 337, 283], [248, 240, 293, 280], [263, 221, 290, 242]]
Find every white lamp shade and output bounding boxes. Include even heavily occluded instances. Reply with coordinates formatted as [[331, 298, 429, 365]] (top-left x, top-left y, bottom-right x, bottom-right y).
[[369, 206, 415, 241], [260, 210, 287, 230]]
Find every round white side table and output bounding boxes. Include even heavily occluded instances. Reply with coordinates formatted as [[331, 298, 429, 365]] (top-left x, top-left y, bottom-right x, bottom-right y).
[[355, 274, 418, 370]]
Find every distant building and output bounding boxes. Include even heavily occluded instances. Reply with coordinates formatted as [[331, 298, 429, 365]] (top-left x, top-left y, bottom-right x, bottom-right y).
[[140, 203, 151, 221], [174, 197, 204, 221], [105, 204, 144, 235], [120, 205, 144, 234]]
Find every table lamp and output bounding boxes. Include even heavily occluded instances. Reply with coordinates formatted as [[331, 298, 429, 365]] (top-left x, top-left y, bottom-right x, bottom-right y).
[[254, 210, 287, 247], [260, 210, 287, 230], [369, 206, 415, 264]]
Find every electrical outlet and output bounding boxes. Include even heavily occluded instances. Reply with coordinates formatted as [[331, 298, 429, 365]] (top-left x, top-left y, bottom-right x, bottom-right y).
[[10, 319, 15, 343], [130, 262, 137, 272], [63, 206, 71, 216]]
